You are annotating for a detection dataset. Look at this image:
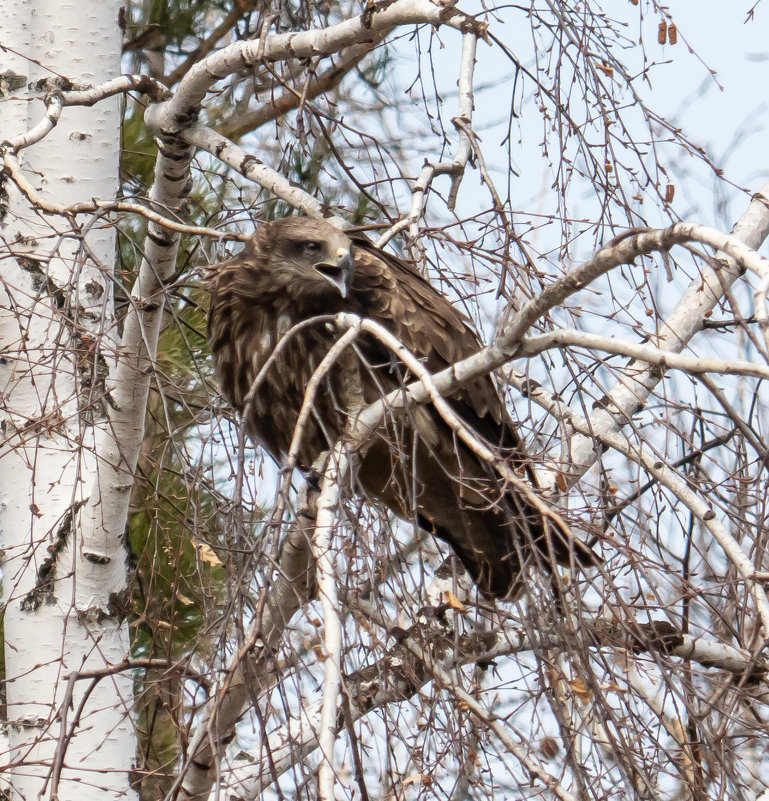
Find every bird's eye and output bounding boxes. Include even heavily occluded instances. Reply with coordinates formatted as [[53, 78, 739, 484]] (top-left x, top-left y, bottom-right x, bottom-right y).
[[303, 241, 322, 255]]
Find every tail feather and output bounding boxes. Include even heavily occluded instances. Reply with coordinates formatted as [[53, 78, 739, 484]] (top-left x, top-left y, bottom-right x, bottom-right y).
[[357, 432, 600, 600], [430, 496, 600, 600]]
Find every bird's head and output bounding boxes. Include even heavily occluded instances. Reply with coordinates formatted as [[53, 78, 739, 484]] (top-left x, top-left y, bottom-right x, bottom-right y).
[[257, 218, 355, 299]]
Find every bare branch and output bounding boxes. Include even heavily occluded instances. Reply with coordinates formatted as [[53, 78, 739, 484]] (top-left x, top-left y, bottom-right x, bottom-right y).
[[174, 502, 318, 801], [558, 188, 769, 486], [222, 604, 768, 798], [517, 329, 769, 381], [156, 0, 486, 125], [1, 150, 241, 239], [505, 368, 769, 639], [376, 32, 478, 247], [314, 445, 348, 801], [218, 37, 390, 141], [176, 121, 348, 226]]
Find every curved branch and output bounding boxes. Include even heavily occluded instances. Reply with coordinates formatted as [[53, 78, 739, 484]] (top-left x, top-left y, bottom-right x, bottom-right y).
[[153, 0, 486, 126], [1, 150, 242, 239], [333, 313, 571, 535], [557, 189, 769, 486], [164, 2, 263, 88], [517, 329, 769, 381], [219, 37, 389, 141], [176, 121, 348, 226]]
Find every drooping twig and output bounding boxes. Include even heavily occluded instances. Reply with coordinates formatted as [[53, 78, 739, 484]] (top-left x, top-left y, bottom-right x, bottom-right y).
[[172, 485, 319, 801], [376, 32, 478, 247], [217, 600, 768, 798], [504, 367, 769, 640]]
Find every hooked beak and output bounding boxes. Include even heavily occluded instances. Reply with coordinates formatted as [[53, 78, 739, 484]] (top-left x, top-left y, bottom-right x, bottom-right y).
[[313, 248, 354, 298]]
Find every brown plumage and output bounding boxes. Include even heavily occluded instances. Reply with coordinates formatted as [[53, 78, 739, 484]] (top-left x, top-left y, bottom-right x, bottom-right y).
[[206, 217, 597, 599]]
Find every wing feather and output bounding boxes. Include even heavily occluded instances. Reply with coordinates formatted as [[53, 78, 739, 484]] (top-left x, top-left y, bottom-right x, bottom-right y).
[[350, 236, 518, 450]]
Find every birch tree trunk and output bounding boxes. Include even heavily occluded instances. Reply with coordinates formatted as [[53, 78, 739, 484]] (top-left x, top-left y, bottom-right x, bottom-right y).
[[0, 2, 138, 799]]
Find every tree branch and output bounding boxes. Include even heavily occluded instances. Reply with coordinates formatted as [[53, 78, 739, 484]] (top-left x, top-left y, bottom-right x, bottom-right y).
[[219, 609, 768, 798], [517, 328, 769, 381], [505, 367, 769, 640], [314, 445, 348, 801], [553, 188, 769, 489], [175, 121, 348, 226], [376, 31, 478, 248], [218, 37, 390, 141], [1, 149, 240, 239], [153, 0, 486, 127]]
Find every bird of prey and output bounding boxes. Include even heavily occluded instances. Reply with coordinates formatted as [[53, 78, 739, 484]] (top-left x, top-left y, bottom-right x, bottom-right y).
[[206, 217, 597, 599]]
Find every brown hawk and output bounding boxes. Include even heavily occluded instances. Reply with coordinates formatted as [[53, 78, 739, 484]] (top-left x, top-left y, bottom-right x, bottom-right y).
[[206, 217, 597, 599]]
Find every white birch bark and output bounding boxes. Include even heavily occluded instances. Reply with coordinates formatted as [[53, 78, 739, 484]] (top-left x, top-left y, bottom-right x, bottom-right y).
[[0, 2, 138, 799]]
